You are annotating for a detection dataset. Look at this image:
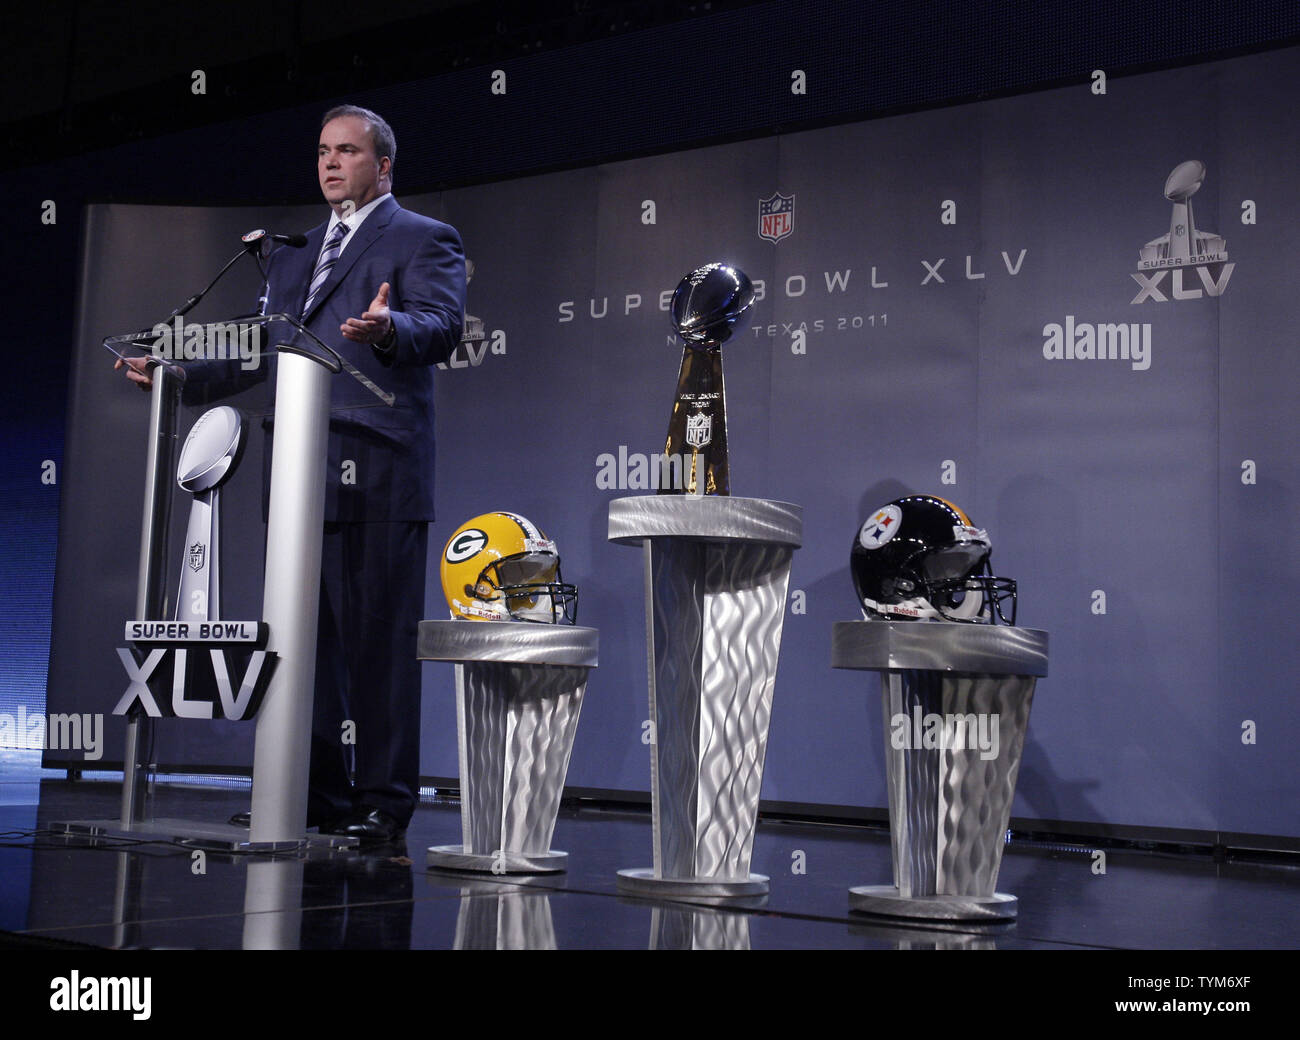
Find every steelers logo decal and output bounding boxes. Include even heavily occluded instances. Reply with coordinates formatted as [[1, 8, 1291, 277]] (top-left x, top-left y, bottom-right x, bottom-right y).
[[858, 505, 903, 550], [445, 528, 488, 563]]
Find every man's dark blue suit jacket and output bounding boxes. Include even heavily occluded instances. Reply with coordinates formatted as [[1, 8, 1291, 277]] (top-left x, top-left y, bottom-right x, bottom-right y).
[[188, 195, 466, 522]]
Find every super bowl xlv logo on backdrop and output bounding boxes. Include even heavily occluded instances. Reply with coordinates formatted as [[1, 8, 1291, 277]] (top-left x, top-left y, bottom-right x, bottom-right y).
[[435, 257, 507, 369], [1131, 160, 1234, 304], [759, 192, 794, 243]]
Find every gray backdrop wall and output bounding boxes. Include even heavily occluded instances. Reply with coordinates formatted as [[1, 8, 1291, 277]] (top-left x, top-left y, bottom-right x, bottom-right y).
[[49, 46, 1299, 839]]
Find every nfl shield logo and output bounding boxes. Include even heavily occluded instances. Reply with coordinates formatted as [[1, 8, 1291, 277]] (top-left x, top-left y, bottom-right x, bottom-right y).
[[187, 542, 206, 573], [758, 192, 795, 243], [685, 411, 713, 449]]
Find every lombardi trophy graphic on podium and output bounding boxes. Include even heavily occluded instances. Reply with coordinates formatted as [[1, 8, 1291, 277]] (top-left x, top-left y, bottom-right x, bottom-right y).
[[175, 406, 244, 624]]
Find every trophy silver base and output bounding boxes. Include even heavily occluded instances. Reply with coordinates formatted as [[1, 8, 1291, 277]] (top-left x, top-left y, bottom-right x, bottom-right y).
[[426, 844, 568, 875], [848, 885, 1018, 921], [617, 867, 769, 901]]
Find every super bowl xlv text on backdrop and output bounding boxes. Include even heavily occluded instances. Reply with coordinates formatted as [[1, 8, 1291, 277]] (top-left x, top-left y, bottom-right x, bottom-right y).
[[556, 253, 1027, 320]]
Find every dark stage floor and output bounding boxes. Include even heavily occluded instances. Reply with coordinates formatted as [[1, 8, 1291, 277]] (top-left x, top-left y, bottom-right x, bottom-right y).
[[1, 771, 1296, 952]]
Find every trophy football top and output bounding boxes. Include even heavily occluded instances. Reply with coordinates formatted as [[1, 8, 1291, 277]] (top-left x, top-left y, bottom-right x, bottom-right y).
[[1163, 159, 1205, 202], [670, 263, 755, 349], [176, 405, 243, 493]]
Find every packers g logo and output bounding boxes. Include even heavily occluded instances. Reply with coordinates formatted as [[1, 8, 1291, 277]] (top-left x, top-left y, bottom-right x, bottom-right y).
[[445, 528, 488, 563]]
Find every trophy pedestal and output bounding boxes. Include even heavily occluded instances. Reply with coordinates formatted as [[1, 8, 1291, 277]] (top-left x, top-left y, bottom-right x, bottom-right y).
[[417, 621, 598, 875], [832, 621, 1048, 921], [648, 903, 753, 950], [425, 873, 561, 950], [847, 886, 1018, 921], [609, 495, 802, 901]]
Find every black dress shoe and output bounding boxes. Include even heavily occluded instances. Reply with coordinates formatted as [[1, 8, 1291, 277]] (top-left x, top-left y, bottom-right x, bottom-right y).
[[333, 807, 406, 844], [229, 811, 251, 827]]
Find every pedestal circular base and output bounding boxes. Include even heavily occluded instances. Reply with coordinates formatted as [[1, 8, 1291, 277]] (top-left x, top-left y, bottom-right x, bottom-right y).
[[426, 845, 567, 875], [617, 867, 769, 900], [849, 885, 1018, 921]]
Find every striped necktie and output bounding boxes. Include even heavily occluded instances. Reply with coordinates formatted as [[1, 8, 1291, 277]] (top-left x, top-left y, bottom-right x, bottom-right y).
[[301, 221, 349, 317]]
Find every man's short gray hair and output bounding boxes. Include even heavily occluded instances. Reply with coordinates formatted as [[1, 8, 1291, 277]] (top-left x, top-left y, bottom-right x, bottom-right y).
[[322, 105, 396, 176]]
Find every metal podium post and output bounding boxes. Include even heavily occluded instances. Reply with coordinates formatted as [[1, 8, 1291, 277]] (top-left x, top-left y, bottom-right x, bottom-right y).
[[418, 621, 598, 873], [248, 350, 332, 849], [120, 363, 180, 824], [831, 621, 1049, 921], [609, 495, 802, 900]]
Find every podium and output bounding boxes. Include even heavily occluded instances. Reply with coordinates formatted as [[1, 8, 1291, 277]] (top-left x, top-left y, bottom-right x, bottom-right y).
[[832, 621, 1048, 920], [609, 495, 801, 899], [418, 621, 598, 873], [58, 314, 356, 851]]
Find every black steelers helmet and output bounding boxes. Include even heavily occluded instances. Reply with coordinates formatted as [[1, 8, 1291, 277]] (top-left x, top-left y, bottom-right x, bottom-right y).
[[851, 495, 1016, 624]]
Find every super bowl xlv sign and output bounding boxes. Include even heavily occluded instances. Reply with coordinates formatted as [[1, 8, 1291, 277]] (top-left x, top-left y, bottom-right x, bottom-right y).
[[114, 621, 275, 721], [113, 405, 277, 721], [660, 263, 756, 495], [1132, 160, 1234, 304]]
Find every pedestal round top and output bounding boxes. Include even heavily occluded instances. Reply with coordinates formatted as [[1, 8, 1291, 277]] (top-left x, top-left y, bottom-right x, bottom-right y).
[[417, 621, 598, 667], [608, 495, 802, 547], [831, 620, 1048, 677]]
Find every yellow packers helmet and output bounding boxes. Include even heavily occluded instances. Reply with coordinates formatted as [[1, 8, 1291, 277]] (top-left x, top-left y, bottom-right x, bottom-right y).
[[441, 512, 578, 623]]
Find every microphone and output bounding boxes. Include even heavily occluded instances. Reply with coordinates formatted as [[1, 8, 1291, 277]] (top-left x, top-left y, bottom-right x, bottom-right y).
[[240, 229, 309, 251]]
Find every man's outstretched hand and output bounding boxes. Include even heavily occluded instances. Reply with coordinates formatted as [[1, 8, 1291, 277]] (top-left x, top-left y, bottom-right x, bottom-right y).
[[342, 282, 394, 345], [114, 354, 154, 391]]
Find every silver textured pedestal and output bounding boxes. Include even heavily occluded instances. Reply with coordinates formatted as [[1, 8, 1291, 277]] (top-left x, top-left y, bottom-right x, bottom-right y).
[[649, 904, 751, 950], [418, 621, 598, 874], [610, 495, 802, 900], [832, 620, 1048, 921], [425, 873, 561, 950]]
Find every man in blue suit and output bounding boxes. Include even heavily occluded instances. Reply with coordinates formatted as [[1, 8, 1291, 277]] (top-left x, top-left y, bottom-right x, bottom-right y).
[[120, 105, 465, 842]]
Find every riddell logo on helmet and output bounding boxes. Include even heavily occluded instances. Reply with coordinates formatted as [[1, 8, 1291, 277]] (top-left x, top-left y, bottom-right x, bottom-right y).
[[884, 603, 923, 618]]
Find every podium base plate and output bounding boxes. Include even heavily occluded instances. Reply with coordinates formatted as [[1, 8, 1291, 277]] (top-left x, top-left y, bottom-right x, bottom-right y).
[[617, 867, 769, 901], [426, 844, 567, 875], [50, 817, 358, 853], [848, 885, 1018, 921]]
